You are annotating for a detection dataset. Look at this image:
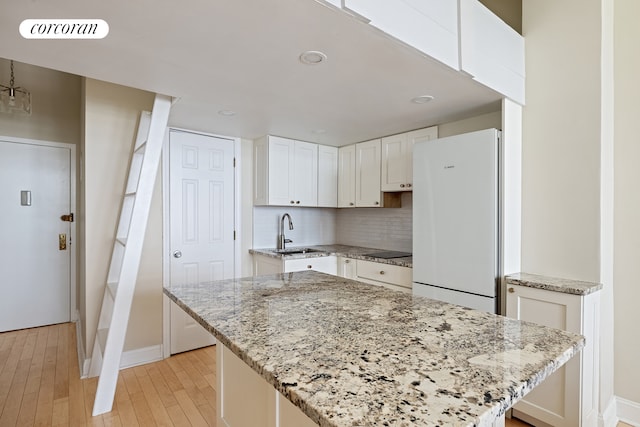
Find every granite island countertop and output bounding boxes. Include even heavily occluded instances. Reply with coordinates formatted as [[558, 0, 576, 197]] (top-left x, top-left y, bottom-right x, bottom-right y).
[[250, 244, 413, 267], [164, 271, 584, 427]]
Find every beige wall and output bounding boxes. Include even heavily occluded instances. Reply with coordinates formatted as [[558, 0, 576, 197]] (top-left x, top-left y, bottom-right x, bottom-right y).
[[613, 0, 640, 404], [437, 110, 502, 138], [82, 79, 160, 357], [479, 0, 522, 34], [521, 0, 602, 283], [0, 58, 81, 144]]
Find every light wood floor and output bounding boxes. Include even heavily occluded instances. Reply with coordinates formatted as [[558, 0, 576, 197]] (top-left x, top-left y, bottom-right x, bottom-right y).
[[0, 323, 633, 427], [0, 322, 216, 426]]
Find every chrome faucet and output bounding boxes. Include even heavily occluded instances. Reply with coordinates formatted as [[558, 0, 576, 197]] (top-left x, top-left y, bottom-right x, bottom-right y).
[[278, 213, 294, 250]]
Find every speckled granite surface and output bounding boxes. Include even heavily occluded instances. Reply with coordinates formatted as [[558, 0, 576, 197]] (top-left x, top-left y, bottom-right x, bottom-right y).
[[164, 271, 584, 427], [250, 244, 413, 267], [506, 272, 603, 296]]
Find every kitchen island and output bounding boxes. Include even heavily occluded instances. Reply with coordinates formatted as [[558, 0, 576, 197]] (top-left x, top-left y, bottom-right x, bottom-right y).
[[164, 271, 584, 427]]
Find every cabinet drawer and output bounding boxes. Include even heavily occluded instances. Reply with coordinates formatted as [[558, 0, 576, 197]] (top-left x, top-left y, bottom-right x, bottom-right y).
[[356, 260, 412, 288], [284, 256, 337, 275]]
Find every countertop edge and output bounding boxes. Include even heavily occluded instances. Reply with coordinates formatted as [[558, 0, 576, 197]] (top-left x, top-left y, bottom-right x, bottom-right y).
[[249, 245, 413, 268], [506, 272, 603, 296]]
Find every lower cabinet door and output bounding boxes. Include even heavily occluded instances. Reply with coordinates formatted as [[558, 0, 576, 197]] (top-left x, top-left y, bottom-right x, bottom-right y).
[[284, 256, 337, 275], [506, 285, 585, 427], [217, 344, 316, 427], [253, 254, 284, 275]]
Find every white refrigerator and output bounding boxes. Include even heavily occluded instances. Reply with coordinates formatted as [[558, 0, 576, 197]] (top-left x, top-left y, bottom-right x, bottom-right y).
[[412, 128, 500, 313]]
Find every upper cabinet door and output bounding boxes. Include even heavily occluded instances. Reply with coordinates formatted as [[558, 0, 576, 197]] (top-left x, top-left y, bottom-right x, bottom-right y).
[[343, 0, 459, 70], [267, 136, 295, 206], [318, 145, 338, 207], [338, 145, 356, 208], [355, 139, 381, 207], [406, 126, 438, 188], [381, 133, 408, 192], [381, 126, 438, 192], [292, 141, 318, 207], [254, 135, 326, 207]]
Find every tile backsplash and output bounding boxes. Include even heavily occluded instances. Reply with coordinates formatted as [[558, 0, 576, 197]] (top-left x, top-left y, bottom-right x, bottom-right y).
[[253, 193, 413, 251], [335, 192, 413, 252], [253, 207, 337, 248]]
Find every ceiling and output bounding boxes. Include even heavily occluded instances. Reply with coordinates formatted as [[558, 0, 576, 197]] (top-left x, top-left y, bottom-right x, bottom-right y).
[[0, 0, 503, 146]]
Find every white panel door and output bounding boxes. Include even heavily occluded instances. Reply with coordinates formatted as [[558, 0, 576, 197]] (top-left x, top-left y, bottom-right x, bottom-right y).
[[169, 130, 235, 353], [0, 140, 71, 332]]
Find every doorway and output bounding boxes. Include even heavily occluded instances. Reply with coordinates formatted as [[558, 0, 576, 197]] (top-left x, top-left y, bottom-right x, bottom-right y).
[[0, 137, 76, 332], [163, 129, 237, 354]]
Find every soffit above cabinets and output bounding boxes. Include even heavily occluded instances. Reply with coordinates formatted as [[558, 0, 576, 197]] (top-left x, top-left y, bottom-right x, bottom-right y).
[[0, 0, 512, 146]]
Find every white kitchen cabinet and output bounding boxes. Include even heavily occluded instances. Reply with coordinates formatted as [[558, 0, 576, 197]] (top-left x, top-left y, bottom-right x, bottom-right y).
[[337, 257, 356, 279], [339, 140, 383, 208], [338, 145, 356, 208], [342, 0, 460, 71], [285, 256, 337, 275], [506, 284, 600, 427], [318, 145, 338, 207], [355, 259, 412, 293], [381, 126, 438, 191], [458, 0, 524, 104], [253, 254, 337, 276], [253, 254, 283, 276], [217, 344, 316, 427], [355, 139, 381, 207], [254, 135, 318, 207]]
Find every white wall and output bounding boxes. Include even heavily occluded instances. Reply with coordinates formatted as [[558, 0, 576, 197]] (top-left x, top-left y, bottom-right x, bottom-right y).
[[613, 0, 640, 407], [82, 79, 159, 358]]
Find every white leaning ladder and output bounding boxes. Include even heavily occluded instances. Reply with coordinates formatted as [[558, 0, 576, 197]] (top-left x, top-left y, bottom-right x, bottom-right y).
[[89, 94, 171, 416]]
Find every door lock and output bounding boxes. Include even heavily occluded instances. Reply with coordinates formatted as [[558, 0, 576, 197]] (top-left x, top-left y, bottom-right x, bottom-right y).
[[60, 213, 74, 222], [59, 234, 67, 250]]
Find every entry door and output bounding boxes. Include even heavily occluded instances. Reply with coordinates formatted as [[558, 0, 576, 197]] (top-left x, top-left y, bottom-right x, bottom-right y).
[[0, 140, 71, 332], [168, 130, 235, 353]]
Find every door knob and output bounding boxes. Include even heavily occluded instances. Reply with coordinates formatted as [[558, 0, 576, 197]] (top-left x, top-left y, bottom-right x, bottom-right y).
[[173, 250, 182, 259]]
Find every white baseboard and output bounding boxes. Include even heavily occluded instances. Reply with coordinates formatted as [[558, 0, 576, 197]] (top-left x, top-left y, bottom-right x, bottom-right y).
[[119, 344, 164, 369], [617, 396, 640, 426], [600, 396, 618, 427], [81, 344, 164, 378], [74, 317, 88, 378]]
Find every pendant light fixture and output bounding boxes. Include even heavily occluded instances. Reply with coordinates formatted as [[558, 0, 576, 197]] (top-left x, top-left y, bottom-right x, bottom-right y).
[[0, 60, 31, 115]]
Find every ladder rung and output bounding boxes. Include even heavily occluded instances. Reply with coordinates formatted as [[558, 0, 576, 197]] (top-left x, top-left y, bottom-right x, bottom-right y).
[[124, 191, 136, 197], [107, 281, 118, 299], [134, 141, 147, 153], [116, 237, 127, 246], [97, 328, 109, 353]]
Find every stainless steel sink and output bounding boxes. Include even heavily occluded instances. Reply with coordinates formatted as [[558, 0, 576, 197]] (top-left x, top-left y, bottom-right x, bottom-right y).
[[274, 248, 324, 255]]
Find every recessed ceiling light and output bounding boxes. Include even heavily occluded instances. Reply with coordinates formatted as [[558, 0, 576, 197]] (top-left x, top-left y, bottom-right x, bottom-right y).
[[218, 109, 236, 116], [411, 95, 435, 104], [299, 50, 327, 65], [312, 129, 327, 135]]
